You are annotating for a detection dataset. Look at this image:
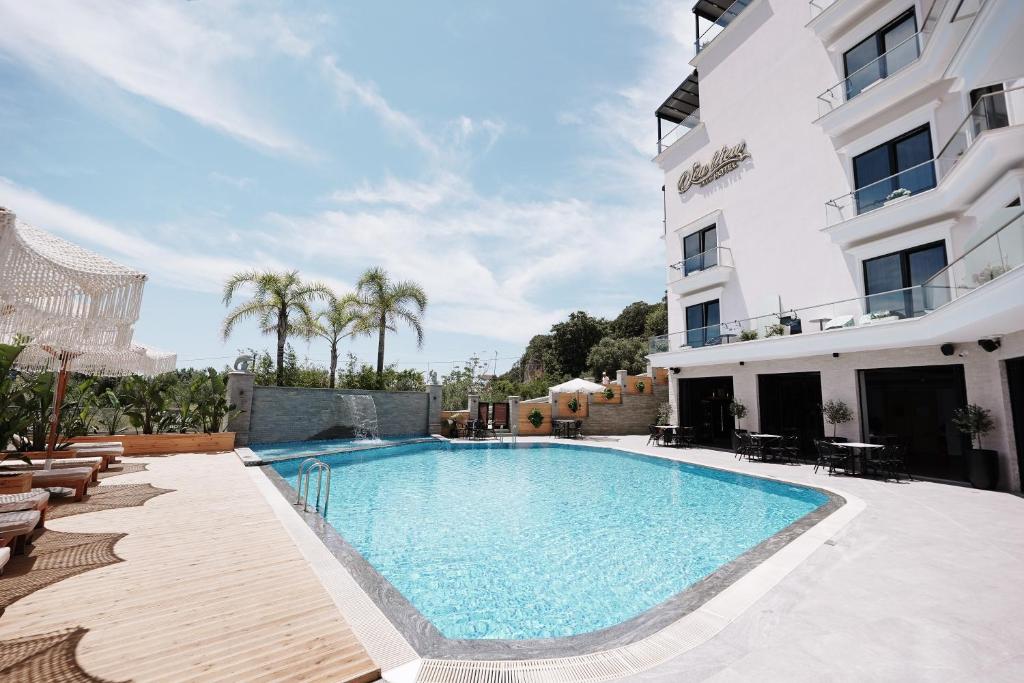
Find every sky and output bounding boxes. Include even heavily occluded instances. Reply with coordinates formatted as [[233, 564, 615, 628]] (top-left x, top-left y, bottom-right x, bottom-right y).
[[0, 0, 696, 377]]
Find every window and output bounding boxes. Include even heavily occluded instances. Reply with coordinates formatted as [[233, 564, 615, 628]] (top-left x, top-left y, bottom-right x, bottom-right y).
[[682, 225, 718, 275], [863, 241, 947, 317], [844, 10, 919, 100], [685, 299, 720, 348], [969, 84, 1009, 135], [852, 125, 935, 214]]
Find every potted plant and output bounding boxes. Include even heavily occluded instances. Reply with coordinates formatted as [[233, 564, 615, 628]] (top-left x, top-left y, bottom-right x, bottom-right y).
[[729, 399, 748, 430], [603, 386, 615, 400], [567, 396, 580, 414], [527, 408, 544, 429], [656, 402, 672, 426], [765, 323, 785, 337], [739, 329, 759, 341], [952, 403, 998, 489], [635, 380, 646, 394], [821, 399, 853, 439], [885, 188, 911, 204]]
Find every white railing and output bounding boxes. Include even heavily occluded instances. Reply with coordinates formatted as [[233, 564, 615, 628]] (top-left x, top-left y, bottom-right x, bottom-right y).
[[651, 209, 1024, 355], [824, 159, 937, 226], [808, 0, 838, 20], [935, 86, 1019, 173]]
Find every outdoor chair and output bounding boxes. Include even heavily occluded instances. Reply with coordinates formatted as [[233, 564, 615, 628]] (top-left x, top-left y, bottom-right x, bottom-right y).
[[874, 444, 910, 482], [813, 439, 846, 475], [771, 435, 801, 464], [735, 431, 762, 461], [676, 426, 696, 448], [570, 420, 583, 439], [647, 425, 661, 446]]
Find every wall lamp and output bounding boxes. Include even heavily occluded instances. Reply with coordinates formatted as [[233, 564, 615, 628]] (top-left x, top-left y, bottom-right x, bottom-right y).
[[940, 343, 955, 356], [832, 352, 840, 358]]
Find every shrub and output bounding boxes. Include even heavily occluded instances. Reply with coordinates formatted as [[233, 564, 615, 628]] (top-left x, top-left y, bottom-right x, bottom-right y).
[[635, 380, 646, 394], [528, 408, 544, 428], [952, 403, 994, 449], [567, 396, 580, 413], [739, 329, 759, 341], [765, 324, 785, 337], [603, 386, 615, 400]]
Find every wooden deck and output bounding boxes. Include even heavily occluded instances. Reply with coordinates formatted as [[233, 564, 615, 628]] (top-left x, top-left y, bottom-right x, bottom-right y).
[[0, 453, 380, 683]]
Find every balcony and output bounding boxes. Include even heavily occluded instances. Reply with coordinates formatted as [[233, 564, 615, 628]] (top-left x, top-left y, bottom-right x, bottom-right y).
[[655, 71, 700, 157], [823, 86, 1022, 244], [650, 208, 1024, 358], [816, 29, 926, 117], [667, 246, 734, 296], [694, 0, 753, 54]]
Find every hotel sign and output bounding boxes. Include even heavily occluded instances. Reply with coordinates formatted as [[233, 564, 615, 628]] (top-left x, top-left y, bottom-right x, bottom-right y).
[[677, 141, 751, 194]]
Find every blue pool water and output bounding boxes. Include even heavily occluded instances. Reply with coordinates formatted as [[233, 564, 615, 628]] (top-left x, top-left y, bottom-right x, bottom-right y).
[[249, 436, 411, 460], [271, 442, 828, 641]]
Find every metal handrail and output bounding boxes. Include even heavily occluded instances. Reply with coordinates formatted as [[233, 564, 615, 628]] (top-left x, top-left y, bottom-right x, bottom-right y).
[[825, 158, 936, 210], [922, 207, 1024, 288], [296, 458, 331, 513], [817, 29, 925, 108], [657, 109, 701, 154], [668, 246, 733, 281], [696, 0, 750, 53]]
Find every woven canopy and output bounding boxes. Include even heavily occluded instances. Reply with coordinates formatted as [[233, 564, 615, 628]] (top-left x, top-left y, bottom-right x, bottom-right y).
[[0, 207, 175, 376]]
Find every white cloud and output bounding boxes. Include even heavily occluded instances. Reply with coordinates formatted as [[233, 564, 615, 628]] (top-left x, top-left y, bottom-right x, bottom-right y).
[[0, 0, 308, 155], [209, 172, 256, 191], [0, 177, 255, 293]]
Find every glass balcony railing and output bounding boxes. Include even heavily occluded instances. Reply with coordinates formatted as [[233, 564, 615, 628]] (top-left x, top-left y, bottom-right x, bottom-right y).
[[668, 246, 733, 281], [696, 0, 752, 54], [936, 86, 1018, 175], [657, 108, 700, 155], [825, 159, 937, 226], [817, 30, 926, 115], [808, 0, 838, 20], [649, 209, 1023, 355]]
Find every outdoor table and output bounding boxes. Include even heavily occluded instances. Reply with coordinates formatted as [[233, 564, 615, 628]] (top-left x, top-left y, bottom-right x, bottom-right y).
[[809, 317, 830, 331], [554, 419, 576, 438], [749, 433, 781, 460], [653, 424, 678, 447], [832, 442, 883, 475]]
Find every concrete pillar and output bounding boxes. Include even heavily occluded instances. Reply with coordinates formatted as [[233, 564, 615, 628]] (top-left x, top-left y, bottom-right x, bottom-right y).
[[427, 384, 442, 434], [508, 395, 521, 432], [616, 369, 628, 389], [468, 393, 480, 421], [226, 371, 256, 447]]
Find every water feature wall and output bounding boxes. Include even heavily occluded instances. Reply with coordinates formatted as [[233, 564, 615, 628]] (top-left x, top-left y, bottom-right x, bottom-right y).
[[237, 385, 440, 445]]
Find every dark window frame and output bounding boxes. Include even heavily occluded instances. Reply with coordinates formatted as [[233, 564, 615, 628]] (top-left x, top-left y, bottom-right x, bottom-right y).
[[852, 124, 935, 213], [862, 240, 947, 316], [682, 224, 718, 275], [843, 9, 918, 97], [685, 299, 720, 348]]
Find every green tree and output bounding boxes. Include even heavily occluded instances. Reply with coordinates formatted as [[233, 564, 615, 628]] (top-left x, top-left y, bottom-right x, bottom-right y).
[[519, 334, 561, 379], [586, 336, 647, 378], [221, 270, 331, 386], [611, 301, 652, 338], [354, 267, 428, 379], [551, 311, 609, 377], [644, 299, 669, 337], [304, 293, 362, 388]]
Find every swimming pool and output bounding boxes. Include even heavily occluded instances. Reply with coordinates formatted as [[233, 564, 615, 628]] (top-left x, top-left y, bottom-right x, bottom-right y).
[[269, 441, 832, 645]]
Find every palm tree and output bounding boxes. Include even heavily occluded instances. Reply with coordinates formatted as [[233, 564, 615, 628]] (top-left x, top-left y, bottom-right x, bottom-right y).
[[354, 267, 427, 380], [304, 293, 363, 388], [221, 270, 331, 386]]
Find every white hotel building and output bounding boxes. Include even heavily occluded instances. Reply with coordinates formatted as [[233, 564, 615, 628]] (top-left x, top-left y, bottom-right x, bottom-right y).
[[647, 0, 1024, 489]]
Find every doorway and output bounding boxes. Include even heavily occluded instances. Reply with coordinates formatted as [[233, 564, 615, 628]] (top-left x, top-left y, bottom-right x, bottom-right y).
[[758, 372, 824, 457], [1007, 357, 1024, 490], [678, 376, 734, 448], [859, 365, 969, 481]]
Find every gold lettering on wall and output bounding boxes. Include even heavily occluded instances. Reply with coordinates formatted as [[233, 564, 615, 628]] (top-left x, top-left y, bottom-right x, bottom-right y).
[[677, 141, 751, 194]]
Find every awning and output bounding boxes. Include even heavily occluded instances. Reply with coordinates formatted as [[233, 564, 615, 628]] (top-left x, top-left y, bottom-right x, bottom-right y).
[[656, 70, 699, 124]]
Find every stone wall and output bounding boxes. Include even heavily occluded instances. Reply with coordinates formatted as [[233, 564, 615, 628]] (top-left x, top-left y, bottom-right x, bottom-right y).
[[236, 383, 435, 445], [581, 384, 668, 436]]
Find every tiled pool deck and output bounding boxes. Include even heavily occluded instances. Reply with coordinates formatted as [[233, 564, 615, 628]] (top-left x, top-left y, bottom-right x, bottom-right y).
[[3, 438, 1022, 681]]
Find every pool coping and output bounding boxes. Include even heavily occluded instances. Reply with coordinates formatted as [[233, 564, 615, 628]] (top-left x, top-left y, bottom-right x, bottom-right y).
[[236, 435, 443, 466], [254, 440, 860, 669]]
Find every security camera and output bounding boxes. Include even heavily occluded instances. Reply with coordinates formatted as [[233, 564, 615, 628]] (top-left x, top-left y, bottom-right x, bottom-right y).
[[978, 337, 1001, 353]]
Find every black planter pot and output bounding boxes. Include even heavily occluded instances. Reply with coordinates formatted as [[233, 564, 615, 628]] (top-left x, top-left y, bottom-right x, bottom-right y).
[[968, 448, 999, 490]]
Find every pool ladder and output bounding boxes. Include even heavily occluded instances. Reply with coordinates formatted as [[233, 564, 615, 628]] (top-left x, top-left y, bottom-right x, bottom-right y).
[[296, 458, 331, 513]]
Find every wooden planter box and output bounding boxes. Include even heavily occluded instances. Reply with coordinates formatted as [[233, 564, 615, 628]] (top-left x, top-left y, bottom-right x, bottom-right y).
[[70, 433, 236, 456], [590, 385, 622, 404], [518, 404, 552, 436]]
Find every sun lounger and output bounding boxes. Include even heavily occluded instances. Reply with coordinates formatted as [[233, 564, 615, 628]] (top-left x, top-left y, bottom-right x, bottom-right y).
[[27, 468, 93, 501], [2, 457, 103, 482], [0, 509, 42, 554], [0, 545, 10, 573], [68, 444, 123, 466], [0, 489, 50, 516]]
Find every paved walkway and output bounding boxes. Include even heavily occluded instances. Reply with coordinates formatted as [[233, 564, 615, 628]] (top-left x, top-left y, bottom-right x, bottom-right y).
[[0, 453, 380, 683], [590, 435, 1024, 683]]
